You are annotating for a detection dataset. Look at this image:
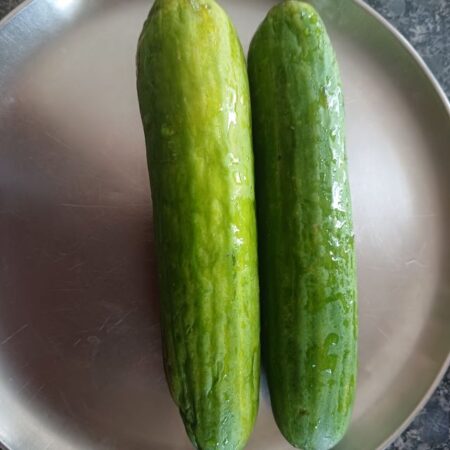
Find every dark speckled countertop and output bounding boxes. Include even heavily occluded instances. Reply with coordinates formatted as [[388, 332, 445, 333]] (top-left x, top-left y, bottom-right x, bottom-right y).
[[0, 0, 449, 449]]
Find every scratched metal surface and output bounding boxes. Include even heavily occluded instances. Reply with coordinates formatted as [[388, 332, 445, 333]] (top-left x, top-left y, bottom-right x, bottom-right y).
[[0, 1, 449, 450]]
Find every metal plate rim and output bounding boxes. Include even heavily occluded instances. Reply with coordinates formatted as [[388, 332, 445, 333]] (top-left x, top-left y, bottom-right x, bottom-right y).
[[352, 0, 450, 116], [0, 0, 34, 27]]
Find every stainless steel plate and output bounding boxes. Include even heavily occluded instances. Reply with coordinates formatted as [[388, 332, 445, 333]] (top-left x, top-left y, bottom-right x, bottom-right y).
[[0, 1, 449, 449]]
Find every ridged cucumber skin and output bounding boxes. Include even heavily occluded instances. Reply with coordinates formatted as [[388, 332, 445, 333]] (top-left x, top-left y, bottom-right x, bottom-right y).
[[248, 2, 357, 449], [136, 1, 259, 449]]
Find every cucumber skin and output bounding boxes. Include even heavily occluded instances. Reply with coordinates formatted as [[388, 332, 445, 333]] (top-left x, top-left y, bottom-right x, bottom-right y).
[[136, 1, 260, 449], [248, 2, 357, 449]]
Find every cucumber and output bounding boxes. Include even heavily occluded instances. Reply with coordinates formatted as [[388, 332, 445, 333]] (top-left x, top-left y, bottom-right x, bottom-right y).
[[248, 2, 357, 449], [136, 1, 259, 449]]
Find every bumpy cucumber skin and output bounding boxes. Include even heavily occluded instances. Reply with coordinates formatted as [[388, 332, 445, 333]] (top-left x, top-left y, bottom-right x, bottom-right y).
[[136, 1, 259, 449], [248, 2, 357, 449]]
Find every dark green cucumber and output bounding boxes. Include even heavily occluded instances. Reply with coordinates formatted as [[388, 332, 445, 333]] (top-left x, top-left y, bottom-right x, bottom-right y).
[[248, 2, 357, 449], [136, 1, 259, 449]]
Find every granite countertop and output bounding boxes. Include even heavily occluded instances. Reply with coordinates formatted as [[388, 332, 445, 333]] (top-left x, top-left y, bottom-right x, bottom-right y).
[[0, 0, 449, 449]]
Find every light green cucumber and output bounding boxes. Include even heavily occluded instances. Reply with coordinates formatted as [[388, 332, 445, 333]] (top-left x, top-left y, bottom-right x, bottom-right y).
[[136, 1, 259, 449], [248, 2, 357, 449]]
